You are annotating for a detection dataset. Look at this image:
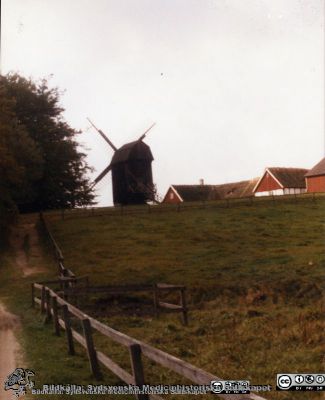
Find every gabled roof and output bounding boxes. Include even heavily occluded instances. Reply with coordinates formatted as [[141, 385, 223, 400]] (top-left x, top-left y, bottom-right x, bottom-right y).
[[253, 167, 308, 192], [172, 185, 218, 202], [214, 178, 259, 199], [111, 140, 153, 165], [171, 179, 258, 202], [305, 158, 325, 177], [268, 168, 308, 188]]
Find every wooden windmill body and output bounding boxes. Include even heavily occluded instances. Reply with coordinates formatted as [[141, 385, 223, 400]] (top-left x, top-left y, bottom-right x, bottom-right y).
[[89, 119, 156, 205]]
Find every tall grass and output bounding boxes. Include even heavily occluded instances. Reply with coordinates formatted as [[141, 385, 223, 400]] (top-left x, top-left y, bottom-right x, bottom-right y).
[[44, 196, 325, 399]]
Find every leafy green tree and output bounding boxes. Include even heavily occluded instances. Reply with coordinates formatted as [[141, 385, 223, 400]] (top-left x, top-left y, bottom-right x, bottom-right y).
[[1, 73, 95, 211], [0, 82, 42, 242]]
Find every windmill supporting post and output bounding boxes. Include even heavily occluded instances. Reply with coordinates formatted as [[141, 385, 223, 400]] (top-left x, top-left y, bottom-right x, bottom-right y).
[[129, 344, 148, 400], [52, 296, 60, 336], [180, 288, 188, 326], [81, 318, 102, 379], [62, 305, 75, 355]]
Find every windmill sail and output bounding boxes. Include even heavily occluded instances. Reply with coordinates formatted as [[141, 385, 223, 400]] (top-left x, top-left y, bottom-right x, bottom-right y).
[[93, 164, 112, 186], [137, 122, 156, 141], [87, 118, 117, 151]]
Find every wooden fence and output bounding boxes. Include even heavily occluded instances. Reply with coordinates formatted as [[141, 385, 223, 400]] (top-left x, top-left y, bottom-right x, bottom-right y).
[[60, 283, 188, 325], [43, 192, 323, 222], [39, 212, 75, 279], [39, 213, 188, 324], [32, 281, 267, 400]]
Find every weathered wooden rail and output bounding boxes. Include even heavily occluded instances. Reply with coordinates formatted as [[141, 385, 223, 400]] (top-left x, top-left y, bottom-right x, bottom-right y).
[[39, 212, 75, 279], [32, 282, 267, 400], [44, 192, 323, 222], [60, 282, 188, 325], [39, 212, 189, 324]]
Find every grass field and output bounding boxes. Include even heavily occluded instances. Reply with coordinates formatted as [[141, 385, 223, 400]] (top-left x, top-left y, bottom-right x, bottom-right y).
[[44, 196, 325, 399]]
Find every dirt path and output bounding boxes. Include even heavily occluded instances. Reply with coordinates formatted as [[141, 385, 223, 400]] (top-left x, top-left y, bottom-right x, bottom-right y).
[[0, 214, 43, 398], [9, 215, 45, 277], [0, 305, 21, 399]]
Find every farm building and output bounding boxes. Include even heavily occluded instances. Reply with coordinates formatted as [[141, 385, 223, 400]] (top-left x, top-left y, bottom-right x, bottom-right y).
[[253, 167, 308, 197], [305, 157, 325, 193], [163, 178, 258, 204]]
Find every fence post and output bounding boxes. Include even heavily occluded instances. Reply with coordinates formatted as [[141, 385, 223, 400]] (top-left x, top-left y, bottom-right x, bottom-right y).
[[152, 284, 159, 318], [52, 297, 60, 336], [31, 284, 35, 308], [180, 288, 188, 326], [40, 286, 46, 314], [45, 289, 51, 323], [81, 318, 101, 379], [62, 305, 75, 355], [129, 344, 148, 400]]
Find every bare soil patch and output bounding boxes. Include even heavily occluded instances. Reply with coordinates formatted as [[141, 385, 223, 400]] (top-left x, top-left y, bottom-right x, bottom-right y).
[[0, 304, 21, 400], [9, 216, 45, 277]]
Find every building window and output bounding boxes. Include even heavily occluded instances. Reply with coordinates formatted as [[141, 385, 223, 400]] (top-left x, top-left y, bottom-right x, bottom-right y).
[[170, 192, 174, 199]]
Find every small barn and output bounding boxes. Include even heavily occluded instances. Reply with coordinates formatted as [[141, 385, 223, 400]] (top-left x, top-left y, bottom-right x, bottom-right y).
[[305, 157, 325, 193], [253, 167, 308, 197], [163, 179, 258, 204]]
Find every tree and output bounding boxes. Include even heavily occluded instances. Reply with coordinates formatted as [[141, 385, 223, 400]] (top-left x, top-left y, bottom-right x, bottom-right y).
[[0, 82, 43, 242], [1, 73, 95, 212]]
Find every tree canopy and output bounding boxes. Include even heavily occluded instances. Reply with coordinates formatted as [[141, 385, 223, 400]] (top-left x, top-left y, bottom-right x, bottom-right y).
[[0, 73, 95, 240]]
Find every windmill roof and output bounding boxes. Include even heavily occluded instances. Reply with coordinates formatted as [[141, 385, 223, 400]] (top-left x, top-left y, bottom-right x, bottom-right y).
[[172, 179, 258, 202], [111, 140, 153, 165], [266, 167, 308, 188], [305, 158, 325, 177]]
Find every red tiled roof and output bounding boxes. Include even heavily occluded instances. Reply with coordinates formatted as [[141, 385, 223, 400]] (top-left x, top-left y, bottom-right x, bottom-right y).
[[305, 158, 325, 177], [267, 167, 308, 188], [172, 178, 258, 202]]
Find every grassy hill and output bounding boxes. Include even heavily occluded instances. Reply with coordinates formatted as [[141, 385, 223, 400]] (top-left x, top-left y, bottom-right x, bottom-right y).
[[46, 196, 325, 399]]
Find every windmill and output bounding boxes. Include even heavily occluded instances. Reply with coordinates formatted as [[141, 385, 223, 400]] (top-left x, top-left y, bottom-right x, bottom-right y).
[[88, 119, 157, 206]]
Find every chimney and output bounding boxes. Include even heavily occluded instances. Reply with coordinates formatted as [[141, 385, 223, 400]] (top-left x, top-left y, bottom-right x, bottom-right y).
[[199, 178, 204, 186]]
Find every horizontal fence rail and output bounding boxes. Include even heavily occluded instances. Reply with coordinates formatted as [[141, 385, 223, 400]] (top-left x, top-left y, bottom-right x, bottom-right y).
[[39, 213, 189, 323], [43, 192, 323, 222], [58, 283, 188, 325], [39, 212, 75, 278], [32, 283, 267, 400]]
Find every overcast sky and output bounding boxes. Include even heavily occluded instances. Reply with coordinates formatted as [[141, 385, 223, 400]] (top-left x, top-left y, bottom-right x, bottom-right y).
[[2, 0, 324, 205]]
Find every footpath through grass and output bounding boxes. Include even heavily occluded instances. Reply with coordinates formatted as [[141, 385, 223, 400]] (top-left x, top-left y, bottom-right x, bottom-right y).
[[0, 215, 135, 400], [44, 196, 325, 399]]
